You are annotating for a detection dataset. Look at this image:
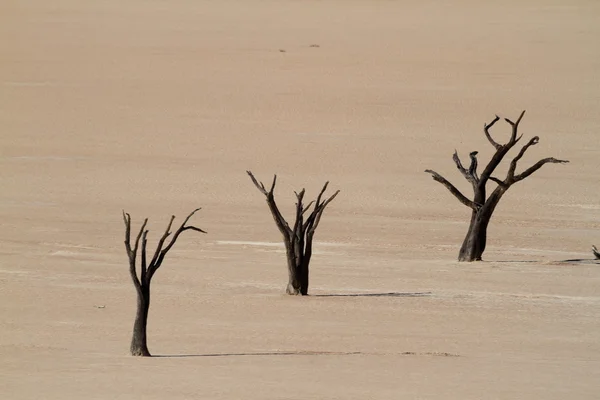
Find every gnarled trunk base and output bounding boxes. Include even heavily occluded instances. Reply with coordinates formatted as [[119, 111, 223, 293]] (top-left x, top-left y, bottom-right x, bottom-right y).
[[458, 212, 490, 262], [130, 289, 151, 356], [286, 255, 309, 296]]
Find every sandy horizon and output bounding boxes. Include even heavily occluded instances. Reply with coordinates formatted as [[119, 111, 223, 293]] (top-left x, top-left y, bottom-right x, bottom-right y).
[[1, 1, 599, 399]]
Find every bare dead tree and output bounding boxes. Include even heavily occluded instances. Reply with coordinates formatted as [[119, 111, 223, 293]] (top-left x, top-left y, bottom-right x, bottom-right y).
[[247, 171, 339, 295], [425, 111, 568, 262], [593, 245, 600, 259], [122, 209, 206, 356]]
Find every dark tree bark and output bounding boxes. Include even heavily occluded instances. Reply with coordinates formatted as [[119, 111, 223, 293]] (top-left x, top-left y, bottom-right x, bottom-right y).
[[247, 171, 339, 295], [425, 111, 568, 262], [593, 245, 600, 260], [122, 209, 206, 356]]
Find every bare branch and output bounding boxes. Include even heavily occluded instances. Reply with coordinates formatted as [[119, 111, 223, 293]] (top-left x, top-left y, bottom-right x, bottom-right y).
[[140, 230, 148, 283], [513, 157, 569, 183], [301, 181, 333, 231], [161, 208, 205, 257], [146, 208, 206, 280], [302, 201, 315, 215], [504, 109, 526, 127], [321, 190, 340, 209], [292, 189, 306, 240], [294, 189, 306, 203], [315, 181, 330, 208], [425, 169, 478, 210], [484, 115, 501, 149], [149, 215, 175, 267], [453, 151, 479, 186], [179, 207, 203, 228], [247, 170, 268, 196], [504, 110, 526, 143], [123, 211, 132, 255], [247, 171, 292, 240], [181, 226, 208, 234], [489, 176, 508, 188], [267, 200, 292, 240], [468, 151, 479, 180], [310, 190, 340, 233], [479, 111, 528, 187], [122, 211, 147, 289], [133, 220, 146, 257], [507, 136, 539, 182], [452, 151, 468, 175]]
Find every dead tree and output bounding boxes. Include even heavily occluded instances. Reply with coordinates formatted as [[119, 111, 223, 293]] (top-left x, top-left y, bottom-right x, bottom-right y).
[[425, 111, 568, 262], [593, 245, 600, 259], [247, 171, 339, 295], [122, 209, 206, 356]]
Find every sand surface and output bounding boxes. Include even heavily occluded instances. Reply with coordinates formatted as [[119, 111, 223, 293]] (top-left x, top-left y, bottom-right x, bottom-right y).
[[1, 1, 600, 398]]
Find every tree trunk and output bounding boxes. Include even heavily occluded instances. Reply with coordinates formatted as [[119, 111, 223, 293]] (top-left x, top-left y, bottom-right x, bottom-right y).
[[284, 243, 310, 295], [458, 211, 490, 262], [299, 259, 309, 296], [284, 244, 301, 295], [130, 286, 151, 356], [458, 191, 504, 262]]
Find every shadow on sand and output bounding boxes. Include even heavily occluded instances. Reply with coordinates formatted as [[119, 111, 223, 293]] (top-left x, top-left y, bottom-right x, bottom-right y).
[[555, 258, 600, 265], [154, 292, 433, 358], [154, 351, 363, 358], [154, 349, 460, 358], [312, 291, 432, 298]]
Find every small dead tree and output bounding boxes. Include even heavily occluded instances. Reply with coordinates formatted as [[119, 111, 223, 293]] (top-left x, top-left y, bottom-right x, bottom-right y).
[[593, 245, 600, 259], [425, 111, 568, 262], [247, 171, 339, 295], [122, 208, 206, 356]]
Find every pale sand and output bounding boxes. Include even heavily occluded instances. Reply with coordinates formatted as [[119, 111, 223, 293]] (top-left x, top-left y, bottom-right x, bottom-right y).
[[1, 1, 599, 398]]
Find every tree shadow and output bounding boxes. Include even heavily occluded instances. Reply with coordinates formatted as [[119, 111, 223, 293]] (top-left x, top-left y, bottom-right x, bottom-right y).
[[312, 291, 432, 298], [555, 258, 600, 265], [154, 351, 363, 358]]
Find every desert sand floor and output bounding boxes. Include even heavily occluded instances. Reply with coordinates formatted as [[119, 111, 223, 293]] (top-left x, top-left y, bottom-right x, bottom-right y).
[[1, 1, 599, 399]]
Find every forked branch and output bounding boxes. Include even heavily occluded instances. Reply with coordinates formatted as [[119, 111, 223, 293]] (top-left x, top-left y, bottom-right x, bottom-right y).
[[123, 209, 206, 286], [593, 245, 600, 260], [496, 135, 569, 185], [512, 157, 569, 183], [304, 182, 340, 234], [147, 208, 206, 279], [478, 110, 526, 186], [247, 170, 292, 240], [424, 169, 478, 210], [426, 110, 568, 208], [484, 115, 501, 149], [123, 212, 148, 289], [453, 151, 479, 186], [504, 109, 527, 144]]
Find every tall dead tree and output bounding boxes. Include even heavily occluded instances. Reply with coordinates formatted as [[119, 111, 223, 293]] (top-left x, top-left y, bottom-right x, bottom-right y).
[[122, 209, 206, 356], [425, 111, 568, 262], [247, 171, 339, 295]]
